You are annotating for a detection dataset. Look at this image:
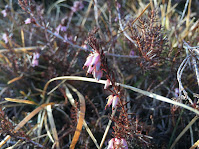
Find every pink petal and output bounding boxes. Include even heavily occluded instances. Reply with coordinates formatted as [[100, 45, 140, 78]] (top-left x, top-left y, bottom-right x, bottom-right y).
[[32, 52, 40, 67], [91, 53, 100, 67], [114, 138, 120, 146], [112, 96, 119, 110], [2, 33, 8, 43], [104, 79, 112, 89], [72, 1, 84, 12], [105, 95, 114, 109], [95, 61, 101, 71], [55, 25, 61, 35], [25, 18, 31, 24], [87, 65, 94, 74], [1, 10, 7, 17], [32, 60, 39, 67], [84, 54, 94, 67], [107, 138, 114, 149], [121, 138, 128, 149], [60, 26, 67, 32], [81, 44, 87, 49], [35, 52, 40, 59], [96, 70, 103, 81], [92, 68, 97, 79]]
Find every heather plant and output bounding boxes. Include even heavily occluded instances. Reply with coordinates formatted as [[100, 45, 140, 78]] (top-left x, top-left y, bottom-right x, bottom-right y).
[[0, 0, 199, 149]]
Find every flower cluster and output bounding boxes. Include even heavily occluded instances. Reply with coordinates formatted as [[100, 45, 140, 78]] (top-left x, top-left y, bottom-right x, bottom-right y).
[[83, 51, 103, 81], [105, 95, 119, 110], [107, 138, 128, 149]]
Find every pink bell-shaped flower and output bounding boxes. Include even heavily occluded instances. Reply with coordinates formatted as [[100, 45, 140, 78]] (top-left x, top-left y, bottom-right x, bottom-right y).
[[112, 96, 119, 110], [107, 138, 128, 149], [105, 95, 119, 110], [105, 95, 114, 110], [104, 79, 112, 89], [25, 18, 31, 24]]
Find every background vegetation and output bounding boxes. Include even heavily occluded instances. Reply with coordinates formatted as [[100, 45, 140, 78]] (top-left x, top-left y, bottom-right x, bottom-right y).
[[0, 0, 198, 148]]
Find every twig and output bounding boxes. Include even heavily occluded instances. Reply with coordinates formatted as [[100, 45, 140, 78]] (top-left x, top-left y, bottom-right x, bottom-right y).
[[177, 55, 193, 105], [192, 57, 199, 86], [116, 1, 137, 47]]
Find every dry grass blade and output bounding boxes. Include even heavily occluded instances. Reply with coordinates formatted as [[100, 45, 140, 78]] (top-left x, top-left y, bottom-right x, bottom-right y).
[[190, 139, 199, 149], [5, 98, 38, 105], [170, 116, 199, 149], [0, 136, 11, 148], [99, 108, 117, 149], [47, 0, 67, 15], [46, 105, 60, 149], [83, 121, 100, 149], [47, 80, 66, 95], [0, 40, 7, 48], [186, 0, 192, 27], [14, 103, 54, 131], [66, 84, 85, 149], [44, 113, 55, 143], [6, 124, 40, 149], [0, 46, 42, 53], [43, 76, 199, 115], [7, 75, 23, 84], [0, 103, 54, 148], [21, 29, 25, 47], [120, 2, 151, 33], [81, 0, 93, 27], [37, 110, 46, 143], [65, 84, 100, 149]]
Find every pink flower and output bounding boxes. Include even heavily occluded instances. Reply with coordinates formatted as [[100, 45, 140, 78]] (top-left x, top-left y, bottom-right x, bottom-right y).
[[112, 96, 119, 110], [93, 69, 103, 81], [1, 5, 10, 17], [129, 50, 135, 56], [71, 1, 84, 12], [84, 54, 94, 67], [83, 52, 103, 80], [107, 138, 128, 149], [105, 95, 119, 110], [105, 95, 114, 109], [81, 44, 87, 49], [2, 33, 8, 43], [1, 10, 7, 17], [104, 79, 112, 89], [32, 52, 40, 67], [60, 26, 66, 32], [55, 24, 66, 35], [24, 18, 31, 24], [91, 53, 100, 67], [55, 25, 61, 35]]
